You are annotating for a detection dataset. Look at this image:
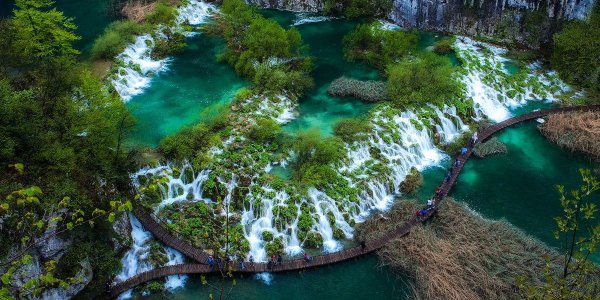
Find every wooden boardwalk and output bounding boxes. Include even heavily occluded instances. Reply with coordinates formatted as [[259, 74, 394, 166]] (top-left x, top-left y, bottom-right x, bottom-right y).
[[109, 105, 600, 298]]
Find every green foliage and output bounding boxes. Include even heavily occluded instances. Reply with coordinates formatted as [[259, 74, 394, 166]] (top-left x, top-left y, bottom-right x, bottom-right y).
[[145, 1, 177, 25], [0, 1, 134, 297], [265, 236, 284, 256], [343, 22, 418, 70], [206, 0, 313, 95], [333, 117, 372, 142], [12, 0, 80, 60], [323, 0, 392, 18], [386, 53, 460, 108], [291, 130, 345, 190], [159, 123, 219, 163], [90, 20, 150, 60], [249, 118, 282, 143], [551, 7, 600, 93], [432, 39, 453, 55], [518, 169, 600, 298], [152, 31, 187, 59]]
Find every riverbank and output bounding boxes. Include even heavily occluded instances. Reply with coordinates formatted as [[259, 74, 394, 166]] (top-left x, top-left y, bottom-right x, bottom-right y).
[[539, 111, 600, 159], [356, 198, 580, 299]]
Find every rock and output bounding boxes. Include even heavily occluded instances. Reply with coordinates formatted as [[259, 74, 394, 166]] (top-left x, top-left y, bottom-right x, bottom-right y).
[[9, 253, 43, 297], [37, 210, 71, 261], [41, 259, 93, 300], [112, 212, 133, 255]]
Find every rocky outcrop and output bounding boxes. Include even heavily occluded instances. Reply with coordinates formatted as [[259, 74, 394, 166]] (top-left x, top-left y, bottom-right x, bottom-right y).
[[112, 212, 133, 254], [41, 259, 94, 300], [388, 0, 596, 48], [246, 0, 596, 48]]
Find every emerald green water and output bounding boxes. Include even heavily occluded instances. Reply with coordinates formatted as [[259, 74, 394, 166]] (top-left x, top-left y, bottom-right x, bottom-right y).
[[125, 35, 246, 147], [145, 256, 410, 299]]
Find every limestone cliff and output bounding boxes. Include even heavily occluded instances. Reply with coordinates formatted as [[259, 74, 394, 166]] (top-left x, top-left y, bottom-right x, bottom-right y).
[[245, 0, 596, 48]]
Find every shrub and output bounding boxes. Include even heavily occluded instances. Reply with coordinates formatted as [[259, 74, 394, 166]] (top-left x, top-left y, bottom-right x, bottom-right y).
[[327, 76, 388, 102], [333, 117, 372, 141], [145, 1, 176, 25], [399, 167, 423, 194], [343, 22, 418, 70], [249, 118, 282, 142], [551, 6, 600, 93], [159, 123, 219, 161], [291, 130, 345, 189], [207, 0, 313, 96], [386, 53, 459, 108], [433, 39, 453, 55], [266, 236, 284, 256], [152, 31, 186, 59], [90, 21, 150, 60]]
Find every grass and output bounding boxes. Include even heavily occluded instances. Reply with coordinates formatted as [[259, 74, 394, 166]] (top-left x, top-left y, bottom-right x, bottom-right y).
[[355, 198, 566, 300]]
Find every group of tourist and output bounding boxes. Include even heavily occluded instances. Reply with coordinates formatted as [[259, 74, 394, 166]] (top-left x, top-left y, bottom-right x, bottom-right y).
[[206, 252, 316, 271], [418, 131, 478, 222], [206, 253, 255, 270]]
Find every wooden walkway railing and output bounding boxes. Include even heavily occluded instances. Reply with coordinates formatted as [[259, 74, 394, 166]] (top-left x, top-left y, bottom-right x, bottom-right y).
[[109, 104, 600, 298]]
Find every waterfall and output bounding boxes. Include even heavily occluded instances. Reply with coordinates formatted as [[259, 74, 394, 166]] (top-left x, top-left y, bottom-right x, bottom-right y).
[[293, 13, 335, 26], [114, 214, 187, 299], [119, 32, 577, 274], [454, 36, 572, 122], [111, 0, 216, 101]]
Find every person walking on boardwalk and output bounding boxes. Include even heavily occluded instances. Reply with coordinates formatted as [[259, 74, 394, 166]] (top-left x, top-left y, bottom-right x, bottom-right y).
[[435, 187, 443, 199], [303, 252, 312, 263], [470, 131, 478, 146], [267, 260, 273, 270], [216, 257, 222, 269], [207, 255, 214, 268], [249, 255, 254, 268], [271, 254, 277, 266], [416, 210, 422, 222], [360, 240, 366, 251], [277, 254, 283, 266], [427, 199, 433, 209], [238, 256, 244, 270]]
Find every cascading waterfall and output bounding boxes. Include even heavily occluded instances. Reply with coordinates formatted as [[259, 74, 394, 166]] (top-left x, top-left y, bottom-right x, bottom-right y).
[[119, 30, 576, 275], [111, 0, 216, 101], [293, 13, 335, 26], [455, 36, 572, 122], [114, 214, 187, 299]]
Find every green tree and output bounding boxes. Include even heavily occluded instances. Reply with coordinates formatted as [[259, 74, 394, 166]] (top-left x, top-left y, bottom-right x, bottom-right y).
[[518, 169, 600, 299], [551, 6, 600, 93], [11, 0, 80, 61], [343, 22, 418, 70], [386, 53, 459, 108]]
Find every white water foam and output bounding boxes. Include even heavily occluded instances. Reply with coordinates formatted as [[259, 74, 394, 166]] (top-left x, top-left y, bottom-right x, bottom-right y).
[[111, 0, 216, 101]]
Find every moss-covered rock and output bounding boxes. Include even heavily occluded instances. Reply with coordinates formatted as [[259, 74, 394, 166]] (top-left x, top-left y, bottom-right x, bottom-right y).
[[473, 137, 507, 158], [399, 167, 423, 195]]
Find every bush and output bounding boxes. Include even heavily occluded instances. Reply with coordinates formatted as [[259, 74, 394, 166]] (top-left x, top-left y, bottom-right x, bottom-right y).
[[333, 117, 371, 141], [207, 0, 313, 96], [152, 31, 186, 59], [551, 6, 600, 93], [386, 53, 459, 108], [249, 118, 282, 142], [433, 39, 453, 55], [323, 0, 392, 18], [90, 21, 150, 60], [159, 123, 219, 161], [399, 167, 423, 194], [291, 130, 346, 189], [327, 76, 388, 102], [343, 22, 418, 70], [145, 1, 176, 25]]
